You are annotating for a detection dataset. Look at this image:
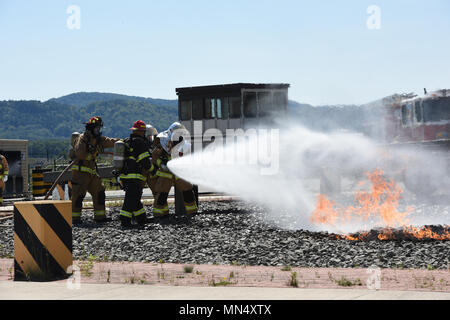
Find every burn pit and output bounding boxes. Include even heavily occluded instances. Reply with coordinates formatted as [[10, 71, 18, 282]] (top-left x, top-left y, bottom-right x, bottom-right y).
[[0, 199, 449, 270]]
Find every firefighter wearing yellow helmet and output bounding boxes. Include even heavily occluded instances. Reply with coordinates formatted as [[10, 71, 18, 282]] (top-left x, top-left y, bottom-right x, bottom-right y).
[[71, 116, 120, 223], [151, 122, 197, 218]]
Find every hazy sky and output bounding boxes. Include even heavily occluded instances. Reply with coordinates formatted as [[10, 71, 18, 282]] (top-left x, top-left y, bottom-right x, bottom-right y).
[[0, 0, 449, 105]]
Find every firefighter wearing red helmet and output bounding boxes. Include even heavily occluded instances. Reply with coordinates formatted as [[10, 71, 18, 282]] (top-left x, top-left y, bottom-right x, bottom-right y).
[[71, 116, 120, 223], [119, 120, 154, 227], [0, 153, 8, 206], [151, 122, 197, 218]]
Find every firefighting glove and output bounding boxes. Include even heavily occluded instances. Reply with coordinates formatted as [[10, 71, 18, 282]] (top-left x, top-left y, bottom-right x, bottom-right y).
[[2, 176, 7, 182]]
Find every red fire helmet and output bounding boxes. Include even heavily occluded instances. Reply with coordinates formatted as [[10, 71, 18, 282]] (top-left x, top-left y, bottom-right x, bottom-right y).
[[130, 120, 147, 131]]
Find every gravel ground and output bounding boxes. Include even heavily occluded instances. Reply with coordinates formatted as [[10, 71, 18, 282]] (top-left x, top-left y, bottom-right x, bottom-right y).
[[0, 200, 449, 270]]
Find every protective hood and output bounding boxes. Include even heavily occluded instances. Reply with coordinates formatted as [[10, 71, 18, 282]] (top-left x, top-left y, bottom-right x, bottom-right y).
[[157, 130, 171, 153]]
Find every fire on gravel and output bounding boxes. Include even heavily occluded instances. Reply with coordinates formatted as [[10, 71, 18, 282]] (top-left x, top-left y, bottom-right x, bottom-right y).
[[310, 169, 450, 241]]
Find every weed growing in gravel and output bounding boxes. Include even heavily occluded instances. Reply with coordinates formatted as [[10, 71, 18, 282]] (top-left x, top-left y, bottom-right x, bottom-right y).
[[1, 251, 13, 259], [195, 270, 202, 275], [281, 265, 292, 271], [78, 255, 96, 277], [124, 272, 148, 284], [288, 272, 299, 287], [229, 271, 235, 278], [125, 273, 136, 284], [209, 278, 233, 287], [183, 265, 194, 273], [106, 270, 110, 283], [139, 275, 148, 284], [418, 275, 436, 289], [335, 276, 362, 287], [438, 278, 448, 290], [157, 271, 165, 280]]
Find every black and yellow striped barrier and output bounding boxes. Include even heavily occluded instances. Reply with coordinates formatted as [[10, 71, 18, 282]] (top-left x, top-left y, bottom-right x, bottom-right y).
[[32, 169, 52, 197], [14, 200, 72, 281]]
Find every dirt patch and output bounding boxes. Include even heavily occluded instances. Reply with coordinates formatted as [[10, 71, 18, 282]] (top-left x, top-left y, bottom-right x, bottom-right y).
[[1, 258, 448, 292]]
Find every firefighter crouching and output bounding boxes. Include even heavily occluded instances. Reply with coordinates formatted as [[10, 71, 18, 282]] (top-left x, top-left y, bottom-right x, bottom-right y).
[[145, 124, 159, 200], [118, 120, 154, 227], [0, 153, 8, 206], [151, 122, 198, 218], [71, 116, 120, 223]]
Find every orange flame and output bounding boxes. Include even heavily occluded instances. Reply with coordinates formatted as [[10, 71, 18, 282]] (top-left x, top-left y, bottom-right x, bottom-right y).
[[310, 169, 449, 241], [402, 226, 450, 240], [310, 194, 339, 226], [377, 229, 394, 240]]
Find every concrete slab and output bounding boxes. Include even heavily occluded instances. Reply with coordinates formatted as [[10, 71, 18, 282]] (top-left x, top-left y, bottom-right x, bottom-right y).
[[0, 281, 450, 300], [0, 281, 449, 300]]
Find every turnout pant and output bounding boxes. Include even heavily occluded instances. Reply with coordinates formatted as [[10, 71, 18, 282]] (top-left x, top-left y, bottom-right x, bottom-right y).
[[152, 174, 197, 217], [147, 174, 158, 199], [120, 179, 146, 223], [71, 171, 107, 221]]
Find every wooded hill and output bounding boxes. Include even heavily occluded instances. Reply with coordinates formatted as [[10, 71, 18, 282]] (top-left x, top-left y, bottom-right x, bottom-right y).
[[0, 92, 178, 141], [0, 91, 373, 158]]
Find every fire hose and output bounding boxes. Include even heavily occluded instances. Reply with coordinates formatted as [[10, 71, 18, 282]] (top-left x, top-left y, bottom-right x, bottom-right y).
[[44, 160, 76, 200], [43, 151, 115, 200]]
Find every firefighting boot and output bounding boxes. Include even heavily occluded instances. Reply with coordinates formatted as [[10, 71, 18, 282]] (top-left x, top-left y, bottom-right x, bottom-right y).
[[183, 190, 198, 217], [153, 192, 169, 218], [134, 211, 148, 225], [119, 215, 132, 227], [94, 211, 110, 223]]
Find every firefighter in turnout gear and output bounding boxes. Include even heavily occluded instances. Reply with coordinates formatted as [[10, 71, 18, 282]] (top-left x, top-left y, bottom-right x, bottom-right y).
[[151, 122, 197, 218], [71, 116, 120, 223], [0, 154, 8, 206], [145, 124, 159, 199], [119, 120, 154, 227]]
